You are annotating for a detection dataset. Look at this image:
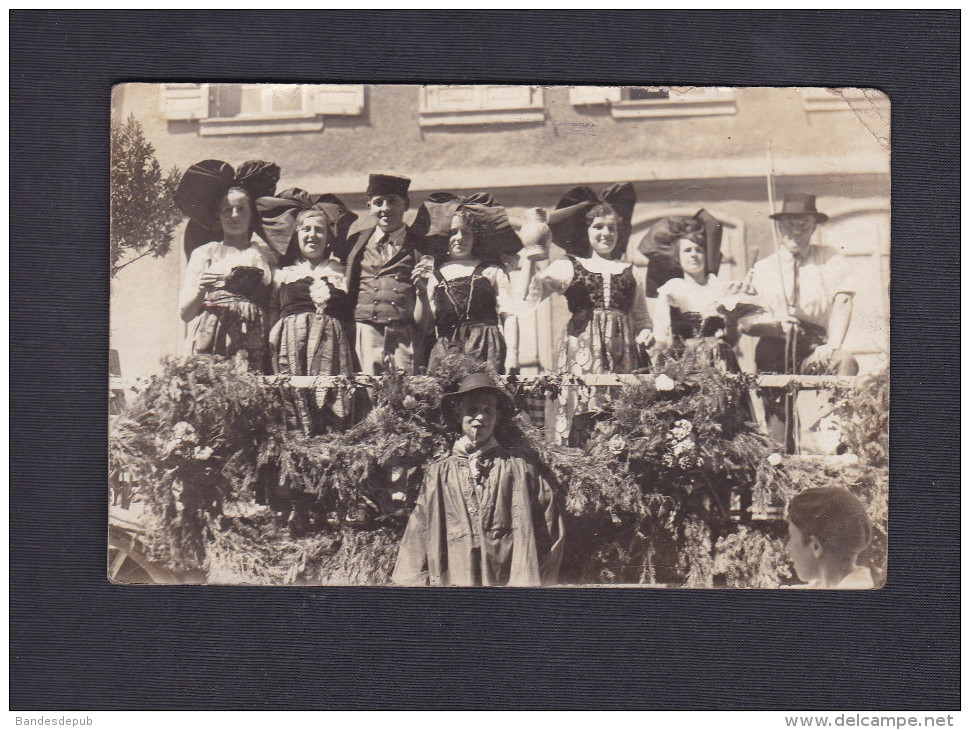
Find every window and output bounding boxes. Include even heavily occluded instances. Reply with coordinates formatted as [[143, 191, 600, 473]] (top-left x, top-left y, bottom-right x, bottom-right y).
[[569, 85, 737, 119], [160, 84, 365, 136], [419, 85, 544, 126]]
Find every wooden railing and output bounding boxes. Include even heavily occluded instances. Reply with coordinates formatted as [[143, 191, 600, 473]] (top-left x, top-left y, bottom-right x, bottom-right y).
[[110, 373, 860, 391]]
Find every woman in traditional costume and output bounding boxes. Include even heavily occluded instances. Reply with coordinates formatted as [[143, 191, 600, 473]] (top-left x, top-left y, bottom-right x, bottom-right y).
[[412, 193, 523, 374], [641, 211, 743, 371], [528, 184, 654, 445], [176, 159, 281, 372], [257, 189, 359, 434]]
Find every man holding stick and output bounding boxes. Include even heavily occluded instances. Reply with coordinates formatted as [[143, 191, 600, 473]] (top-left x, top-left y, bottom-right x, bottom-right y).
[[740, 194, 858, 449]]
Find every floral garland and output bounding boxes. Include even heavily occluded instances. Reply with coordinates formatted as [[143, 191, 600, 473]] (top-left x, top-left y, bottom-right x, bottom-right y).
[[110, 351, 887, 587]]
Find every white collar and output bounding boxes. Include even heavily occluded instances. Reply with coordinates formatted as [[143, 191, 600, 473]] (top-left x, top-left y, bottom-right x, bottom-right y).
[[682, 273, 716, 288], [453, 435, 500, 458], [373, 225, 407, 245], [575, 255, 631, 275], [275, 258, 342, 284]]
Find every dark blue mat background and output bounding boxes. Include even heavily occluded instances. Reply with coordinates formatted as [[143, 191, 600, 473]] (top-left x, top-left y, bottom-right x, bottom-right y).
[[9, 10, 959, 710]]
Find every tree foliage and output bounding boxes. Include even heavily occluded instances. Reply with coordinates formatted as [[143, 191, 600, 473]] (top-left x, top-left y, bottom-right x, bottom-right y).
[[110, 114, 182, 278]]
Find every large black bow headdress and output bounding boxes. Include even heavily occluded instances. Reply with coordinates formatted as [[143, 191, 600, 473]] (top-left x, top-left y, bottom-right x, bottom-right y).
[[256, 188, 358, 262], [175, 159, 281, 257], [411, 192, 523, 261], [547, 182, 637, 259], [637, 210, 723, 296]]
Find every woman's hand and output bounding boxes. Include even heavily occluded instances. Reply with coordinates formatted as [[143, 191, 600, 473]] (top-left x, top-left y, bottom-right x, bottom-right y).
[[199, 272, 225, 291], [635, 328, 655, 349], [309, 279, 332, 307], [411, 255, 434, 286]]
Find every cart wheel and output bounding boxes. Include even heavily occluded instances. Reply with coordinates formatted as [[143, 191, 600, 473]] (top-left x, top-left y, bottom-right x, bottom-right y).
[[107, 527, 181, 584]]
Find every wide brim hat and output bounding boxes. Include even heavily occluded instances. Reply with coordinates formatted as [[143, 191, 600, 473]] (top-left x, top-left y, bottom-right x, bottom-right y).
[[769, 193, 829, 223], [637, 209, 724, 296], [256, 188, 358, 260], [366, 173, 411, 200], [440, 372, 517, 426], [175, 158, 281, 257], [412, 192, 523, 261], [547, 182, 636, 258]]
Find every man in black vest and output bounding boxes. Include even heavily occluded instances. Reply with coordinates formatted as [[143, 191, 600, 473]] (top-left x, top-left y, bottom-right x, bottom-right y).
[[344, 173, 426, 374]]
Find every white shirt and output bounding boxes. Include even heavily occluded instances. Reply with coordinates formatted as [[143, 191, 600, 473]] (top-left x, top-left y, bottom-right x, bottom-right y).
[[653, 274, 730, 345], [749, 245, 854, 330], [181, 237, 276, 300], [368, 225, 407, 259], [807, 565, 875, 589]]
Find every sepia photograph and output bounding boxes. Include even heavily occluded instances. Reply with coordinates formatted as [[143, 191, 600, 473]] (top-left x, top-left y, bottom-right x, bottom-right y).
[[108, 83, 890, 588]]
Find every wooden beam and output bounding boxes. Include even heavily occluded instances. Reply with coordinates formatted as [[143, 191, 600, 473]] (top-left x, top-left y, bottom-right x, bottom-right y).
[[111, 373, 861, 391]]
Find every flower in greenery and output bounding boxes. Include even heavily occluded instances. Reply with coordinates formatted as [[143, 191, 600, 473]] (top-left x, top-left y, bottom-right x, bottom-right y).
[[608, 434, 628, 455]]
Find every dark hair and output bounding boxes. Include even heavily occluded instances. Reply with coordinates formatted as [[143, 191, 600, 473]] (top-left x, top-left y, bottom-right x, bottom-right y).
[[788, 487, 872, 558], [584, 203, 618, 226], [453, 207, 491, 235], [218, 186, 257, 239], [220, 186, 256, 210]]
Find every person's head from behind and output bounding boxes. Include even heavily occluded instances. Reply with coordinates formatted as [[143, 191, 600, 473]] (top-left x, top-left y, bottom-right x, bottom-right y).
[[786, 487, 872, 586], [365, 173, 411, 234]]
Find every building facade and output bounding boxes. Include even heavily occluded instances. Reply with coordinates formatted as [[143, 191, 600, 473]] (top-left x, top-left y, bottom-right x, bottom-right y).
[[111, 84, 890, 378]]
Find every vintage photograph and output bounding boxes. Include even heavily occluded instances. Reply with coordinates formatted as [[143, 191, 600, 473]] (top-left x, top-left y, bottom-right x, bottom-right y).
[[108, 83, 890, 587]]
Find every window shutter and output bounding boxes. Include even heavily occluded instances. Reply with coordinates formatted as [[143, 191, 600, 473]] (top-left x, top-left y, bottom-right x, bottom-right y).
[[161, 84, 209, 120]]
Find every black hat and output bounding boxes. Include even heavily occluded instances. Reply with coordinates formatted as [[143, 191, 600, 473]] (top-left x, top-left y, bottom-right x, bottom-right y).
[[412, 191, 523, 261], [547, 182, 636, 258], [770, 194, 829, 223], [366, 173, 411, 200], [440, 373, 516, 426], [256, 188, 358, 260]]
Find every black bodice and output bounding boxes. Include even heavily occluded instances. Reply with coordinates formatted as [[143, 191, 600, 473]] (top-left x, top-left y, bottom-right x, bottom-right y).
[[433, 262, 499, 338], [278, 277, 353, 320], [563, 256, 637, 313]]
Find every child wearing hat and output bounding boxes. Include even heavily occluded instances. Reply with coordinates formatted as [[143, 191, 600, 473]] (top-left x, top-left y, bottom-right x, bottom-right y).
[[786, 486, 875, 589], [392, 373, 565, 586], [343, 173, 426, 374]]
